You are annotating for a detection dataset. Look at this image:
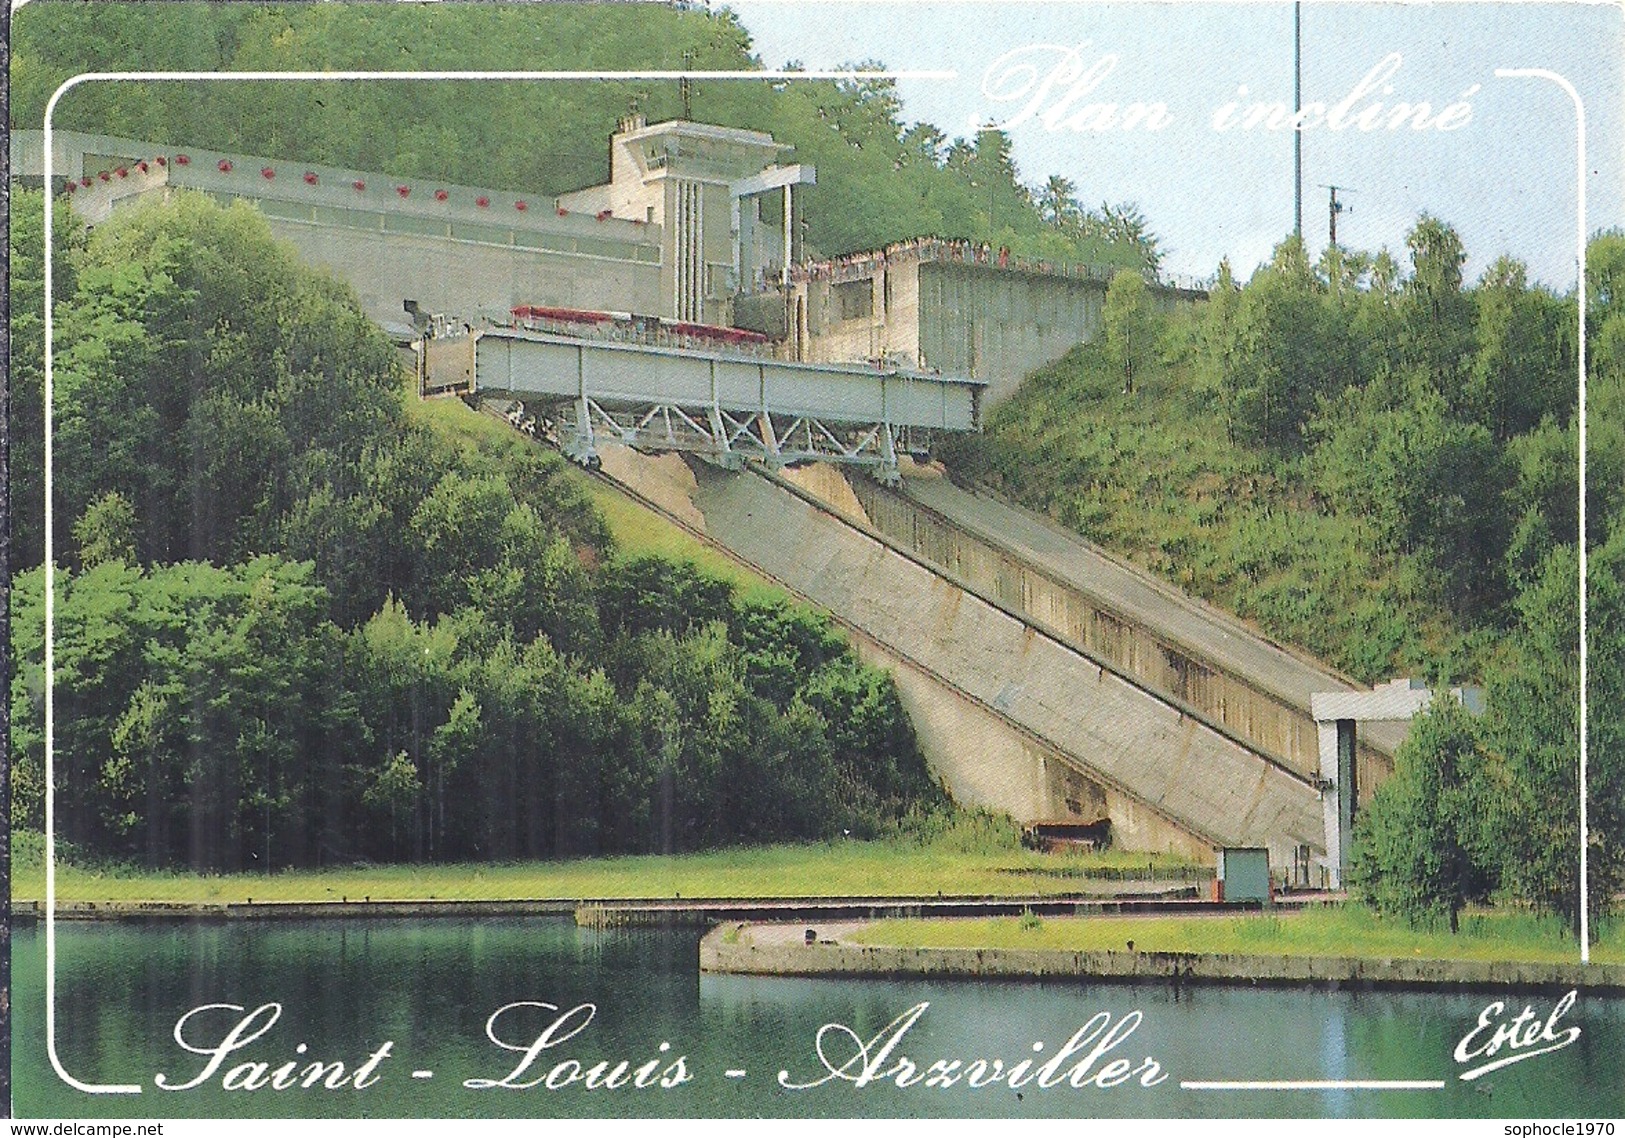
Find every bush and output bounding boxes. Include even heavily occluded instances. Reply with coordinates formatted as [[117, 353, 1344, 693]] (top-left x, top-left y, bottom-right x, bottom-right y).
[[1350, 696, 1499, 931]]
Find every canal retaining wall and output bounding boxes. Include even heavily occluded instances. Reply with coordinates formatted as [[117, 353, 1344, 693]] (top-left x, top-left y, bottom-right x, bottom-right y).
[[698, 924, 1625, 993], [11, 889, 1213, 925]]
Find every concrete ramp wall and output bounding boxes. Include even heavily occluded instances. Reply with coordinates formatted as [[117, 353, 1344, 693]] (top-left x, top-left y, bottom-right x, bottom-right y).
[[595, 444, 1324, 865], [845, 470, 1403, 796]]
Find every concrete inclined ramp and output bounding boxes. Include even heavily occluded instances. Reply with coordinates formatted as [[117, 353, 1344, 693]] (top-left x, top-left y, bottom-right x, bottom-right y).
[[790, 469, 1407, 787], [904, 476, 1349, 705], [892, 473, 1409, 762], [596, 444, 1324, 862]]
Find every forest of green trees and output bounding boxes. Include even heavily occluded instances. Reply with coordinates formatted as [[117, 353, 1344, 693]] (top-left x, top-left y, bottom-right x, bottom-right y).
[[8, 188, 944, 871], [10, 0, 1158, 274], [949, 226, 1625, 934]]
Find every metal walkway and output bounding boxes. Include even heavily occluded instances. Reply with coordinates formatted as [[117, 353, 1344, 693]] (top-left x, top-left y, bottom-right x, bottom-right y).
[[439, 327, 985, 482]]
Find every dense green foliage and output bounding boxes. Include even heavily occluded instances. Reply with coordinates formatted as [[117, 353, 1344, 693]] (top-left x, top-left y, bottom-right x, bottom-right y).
[[1349, 697, 1498, 932], [11, 0, 1155, 272], [1354, 531, 1625, 935], [1319, 223, 1624, 937], [8, 188, 86, 571], [1101, 268, 1156, 395], [9, 189, 942, 870], [949, 223, 1617, 684], [948, 217, 1622, 933]]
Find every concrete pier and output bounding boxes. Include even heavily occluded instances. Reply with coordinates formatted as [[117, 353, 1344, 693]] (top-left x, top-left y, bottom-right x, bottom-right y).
[[700, 922, 1625, 993]]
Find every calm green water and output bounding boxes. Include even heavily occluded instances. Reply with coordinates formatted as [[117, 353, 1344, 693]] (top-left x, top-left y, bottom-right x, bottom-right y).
[[12, 918, 1623, 1119]]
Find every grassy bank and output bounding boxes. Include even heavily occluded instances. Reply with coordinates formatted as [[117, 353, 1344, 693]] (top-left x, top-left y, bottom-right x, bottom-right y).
[[849, 906, 1625, 965], [9, 827, 1201, 906]]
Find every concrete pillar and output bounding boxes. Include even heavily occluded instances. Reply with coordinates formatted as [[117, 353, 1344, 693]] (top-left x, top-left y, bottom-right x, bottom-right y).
[[1317, 717, 1356, 888], [1336, 718, 1356, 880], [1317, 721, 1341, 888], [782, 184, 792, 287], [731, 194, 743, 289]]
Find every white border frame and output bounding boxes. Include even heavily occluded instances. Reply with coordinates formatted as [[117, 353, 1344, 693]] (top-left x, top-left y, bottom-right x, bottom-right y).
[[34, 51, 1591, 1102], [1489, 68, 1591, 966]]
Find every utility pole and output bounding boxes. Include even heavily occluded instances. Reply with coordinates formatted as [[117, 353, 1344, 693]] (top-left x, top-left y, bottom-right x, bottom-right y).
[[680, 51, 694, 120], [1325, 184, 1353, 247], [1293, 2, 1302, 239]]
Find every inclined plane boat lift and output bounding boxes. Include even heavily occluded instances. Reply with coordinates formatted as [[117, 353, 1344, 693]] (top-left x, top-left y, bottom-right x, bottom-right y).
[[418, 309, 985, 484]]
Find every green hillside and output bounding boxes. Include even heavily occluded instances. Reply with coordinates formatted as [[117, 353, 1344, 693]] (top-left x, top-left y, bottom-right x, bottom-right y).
[[945, 328, 1455, 685], [11, 0, 1155, 271], [942, 237, 1625, 934], [949, 238, 1625, 684]]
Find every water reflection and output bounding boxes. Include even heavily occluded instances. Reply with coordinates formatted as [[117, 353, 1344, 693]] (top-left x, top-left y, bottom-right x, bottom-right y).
[[13, 918, 1622, 1119]]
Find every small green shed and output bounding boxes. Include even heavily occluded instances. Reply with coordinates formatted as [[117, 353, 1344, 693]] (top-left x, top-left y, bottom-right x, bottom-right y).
[[1217, 847, 1271, 904]]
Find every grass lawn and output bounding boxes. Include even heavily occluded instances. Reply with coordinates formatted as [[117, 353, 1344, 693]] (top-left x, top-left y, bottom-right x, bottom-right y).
[[9, 832, 1200, 906], [849, 906, 1624, 965]]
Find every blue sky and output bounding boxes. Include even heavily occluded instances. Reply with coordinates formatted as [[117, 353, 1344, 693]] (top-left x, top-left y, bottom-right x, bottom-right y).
[[727, 0, 1622, 289]]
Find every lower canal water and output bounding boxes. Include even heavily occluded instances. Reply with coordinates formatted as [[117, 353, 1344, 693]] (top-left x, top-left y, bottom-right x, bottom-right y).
[[12, 918, 1623, 1118]]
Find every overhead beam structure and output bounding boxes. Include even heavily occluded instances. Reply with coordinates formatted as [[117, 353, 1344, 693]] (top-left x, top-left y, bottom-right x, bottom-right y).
[[464, 328, 985, 482], [730, 163, 815, 199]]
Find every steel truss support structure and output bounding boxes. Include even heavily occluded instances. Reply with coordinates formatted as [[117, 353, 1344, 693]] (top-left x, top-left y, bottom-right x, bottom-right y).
[[543, 396, 911, 481]]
